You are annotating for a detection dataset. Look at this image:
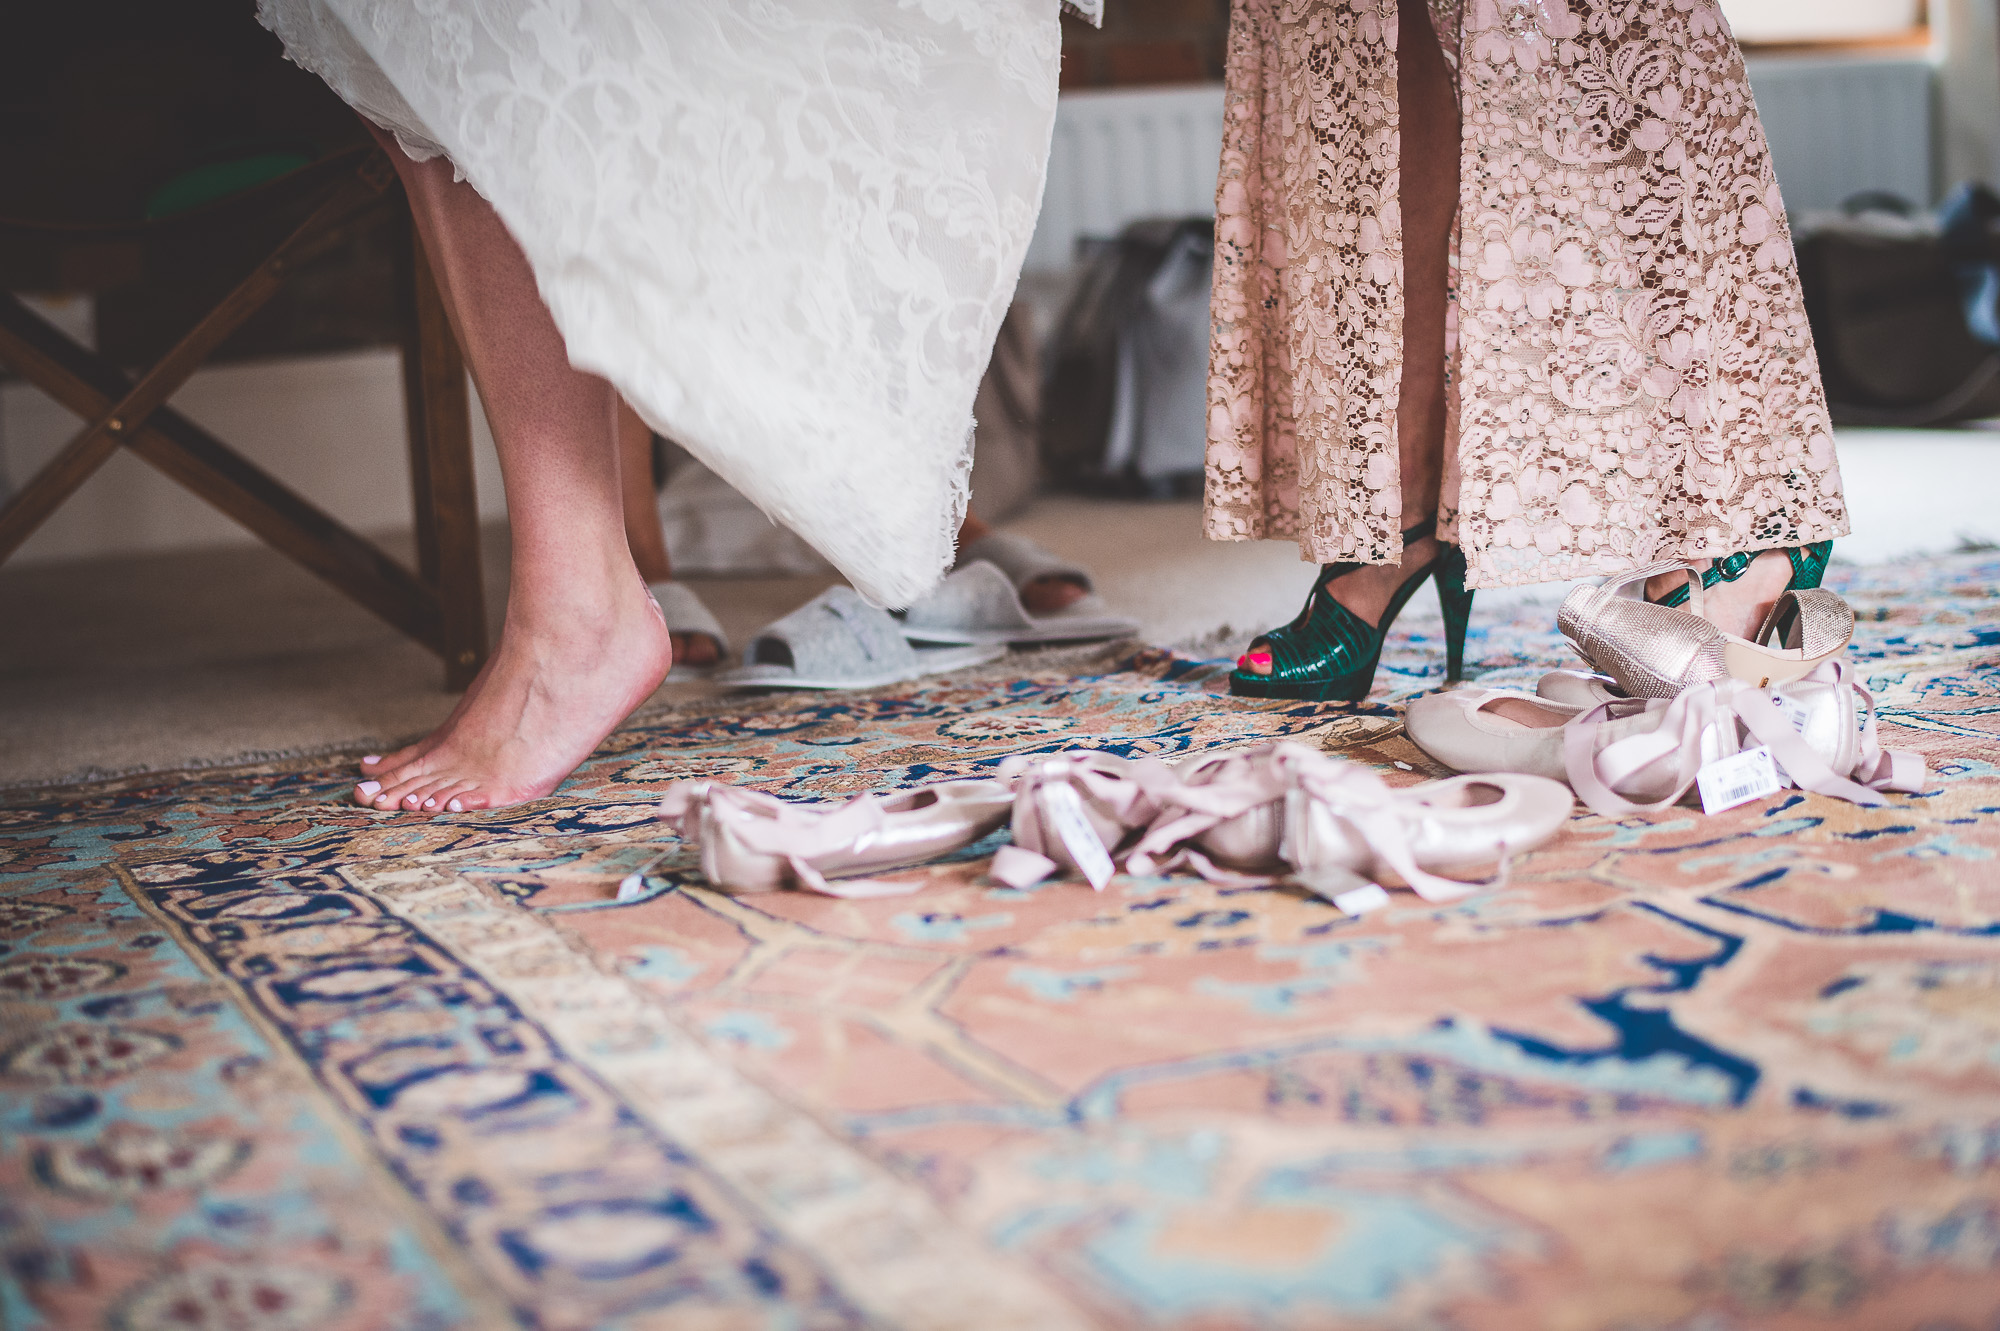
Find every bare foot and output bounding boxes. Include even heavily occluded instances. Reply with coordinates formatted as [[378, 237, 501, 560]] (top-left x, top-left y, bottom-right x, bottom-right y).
[[353, 577, 673, 812], [670, 630, 722, 669], [1643, 551, 1792, 641], [1022, 575, 1088, 616], [1238, 535, 1442, 675], [358, 659, 493, 784]]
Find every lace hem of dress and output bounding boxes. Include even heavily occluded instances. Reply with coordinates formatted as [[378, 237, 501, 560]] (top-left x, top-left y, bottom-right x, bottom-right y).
[[258, 0, 1063, 607], [1202, 0, 1848, 590]]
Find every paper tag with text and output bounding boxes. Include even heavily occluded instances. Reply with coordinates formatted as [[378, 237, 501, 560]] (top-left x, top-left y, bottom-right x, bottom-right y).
[[1040, 782, 1116, 890], [1697, 745, 1783, 814]]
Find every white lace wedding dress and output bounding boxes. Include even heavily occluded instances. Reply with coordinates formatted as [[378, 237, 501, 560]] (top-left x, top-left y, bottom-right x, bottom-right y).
[[259, 0, 1093, 606]]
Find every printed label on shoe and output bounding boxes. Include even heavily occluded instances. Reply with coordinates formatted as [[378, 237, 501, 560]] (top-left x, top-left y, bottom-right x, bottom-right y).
[[1761, 693, 1814, 789], [1769, 693, 1812, 736], [1041, 783, 1117, 890], [1697, 746, 1783, 814]]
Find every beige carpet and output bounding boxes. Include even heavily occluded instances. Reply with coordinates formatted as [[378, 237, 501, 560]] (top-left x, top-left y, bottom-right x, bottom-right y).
[[0, 498, 1319, 790]]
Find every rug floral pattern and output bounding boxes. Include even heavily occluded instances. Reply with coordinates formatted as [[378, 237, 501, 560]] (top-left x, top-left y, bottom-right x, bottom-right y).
[[2, 553, 1998, 1330]]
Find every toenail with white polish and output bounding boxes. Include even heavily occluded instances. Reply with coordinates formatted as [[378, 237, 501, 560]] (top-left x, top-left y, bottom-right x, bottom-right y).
[[447, 799, 463, 812], [357, 781, 380, 795], [362, 755, 381, 764]]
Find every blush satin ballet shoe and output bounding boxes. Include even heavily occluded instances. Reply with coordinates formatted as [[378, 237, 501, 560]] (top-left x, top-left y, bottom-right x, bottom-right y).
[[657, 778, 1012, 895], [1405, 662, 1925, 818], [1004, 742, 1570, 903], [1535, 669, 1620, 708], [1558, 561, 1854, 699], [999, 750, 1182, 887]]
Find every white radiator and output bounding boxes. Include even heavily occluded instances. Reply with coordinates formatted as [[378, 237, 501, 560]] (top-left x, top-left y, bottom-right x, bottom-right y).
[[1024, 85, 1225, 273], [1023, 54, 1935, 272], [1741, 54, 1935, 213]]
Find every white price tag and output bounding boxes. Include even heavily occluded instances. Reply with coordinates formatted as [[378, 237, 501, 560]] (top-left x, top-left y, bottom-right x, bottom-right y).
[[1040, 782, 1117, 890], [1696, 746, 1783, 814], [1331, 883, 1391, 916]]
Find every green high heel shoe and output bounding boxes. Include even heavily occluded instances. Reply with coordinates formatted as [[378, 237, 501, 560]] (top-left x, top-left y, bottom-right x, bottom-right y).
[[1649, 541, 1833, 609], [1229, 518, 1475, 702]]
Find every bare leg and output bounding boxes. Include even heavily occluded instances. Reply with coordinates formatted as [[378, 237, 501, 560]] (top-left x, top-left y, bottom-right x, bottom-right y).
[[616, 401, 721, 666], [1244, 0, 1454, 673], [355, 128, 671, 812], [619, 402, 674, 585]]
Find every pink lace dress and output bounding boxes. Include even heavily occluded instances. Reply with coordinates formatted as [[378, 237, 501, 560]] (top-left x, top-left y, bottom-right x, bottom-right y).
[[1203, 0, 1849, 589]]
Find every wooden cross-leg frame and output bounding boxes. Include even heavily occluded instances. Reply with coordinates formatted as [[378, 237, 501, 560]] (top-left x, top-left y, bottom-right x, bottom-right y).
[[0, 152, 488, 689]]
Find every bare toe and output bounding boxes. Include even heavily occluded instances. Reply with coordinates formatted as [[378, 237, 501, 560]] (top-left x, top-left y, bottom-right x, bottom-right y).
[[403, 775, 461, 812], [372, 768, 436, 810], [360, 739, 427, 779], [428, 778, 477, 813], [670, 631, 722, 669], [1021, 575, 1088, 616], [355, 574, 671, 815]]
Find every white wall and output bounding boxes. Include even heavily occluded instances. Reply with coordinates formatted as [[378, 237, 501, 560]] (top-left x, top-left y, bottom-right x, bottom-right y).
[[1938, 0, 2000, 189]]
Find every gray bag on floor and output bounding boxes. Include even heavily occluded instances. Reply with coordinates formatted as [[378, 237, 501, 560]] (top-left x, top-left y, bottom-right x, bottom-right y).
[[1041, 217, 1214, 497], [1795, 183, 2000, 426]]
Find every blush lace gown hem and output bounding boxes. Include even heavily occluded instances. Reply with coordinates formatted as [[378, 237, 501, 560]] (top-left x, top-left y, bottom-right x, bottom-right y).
[[1203, 0, 1850, 591], [259, 0, 1071, 608]]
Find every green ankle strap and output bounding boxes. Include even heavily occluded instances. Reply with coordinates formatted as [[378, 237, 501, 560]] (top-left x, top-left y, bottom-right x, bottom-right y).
[[1651, 541, 1832, 609]]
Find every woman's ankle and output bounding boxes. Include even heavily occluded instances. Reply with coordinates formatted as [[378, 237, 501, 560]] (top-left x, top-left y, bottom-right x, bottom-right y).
[[1321, 535, 1440, 623]]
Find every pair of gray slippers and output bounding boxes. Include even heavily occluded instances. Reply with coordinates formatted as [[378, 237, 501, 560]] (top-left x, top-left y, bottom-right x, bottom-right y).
[[663, 532, 1139, 691]]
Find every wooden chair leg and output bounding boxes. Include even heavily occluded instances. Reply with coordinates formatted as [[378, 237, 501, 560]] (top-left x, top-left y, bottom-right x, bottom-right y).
[[400, 217, 489, 691]]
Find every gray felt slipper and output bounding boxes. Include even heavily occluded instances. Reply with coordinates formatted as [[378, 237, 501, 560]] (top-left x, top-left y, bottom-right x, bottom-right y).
[[956, 531, 1093, 596], [650, 580, 730, 679], [901, 561, 1139, 647], [718, 586, 1003, 690]]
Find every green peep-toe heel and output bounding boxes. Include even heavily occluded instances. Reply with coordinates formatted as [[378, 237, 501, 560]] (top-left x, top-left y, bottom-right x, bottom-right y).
[[1649, 541, 1833, 609], [1229, 518, 1475, 702]]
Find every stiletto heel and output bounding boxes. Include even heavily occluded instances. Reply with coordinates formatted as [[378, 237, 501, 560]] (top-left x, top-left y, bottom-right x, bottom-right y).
[[1433, 542, 1474, 684], [1229, 517, 1458, 701]]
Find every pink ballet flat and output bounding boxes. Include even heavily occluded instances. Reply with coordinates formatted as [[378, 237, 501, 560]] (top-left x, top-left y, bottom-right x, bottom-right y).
[[1406, 661, 1926, 818], [656, 778, 1012, 895], [1002, 742, 1572, 905]]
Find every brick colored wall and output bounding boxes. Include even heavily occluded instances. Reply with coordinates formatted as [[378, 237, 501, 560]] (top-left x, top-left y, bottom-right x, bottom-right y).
[[1060, 0, 1232, 90]]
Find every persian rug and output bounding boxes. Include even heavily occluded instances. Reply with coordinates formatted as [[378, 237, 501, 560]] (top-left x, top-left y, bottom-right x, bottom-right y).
[[3, 552, 1998, 1331]]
